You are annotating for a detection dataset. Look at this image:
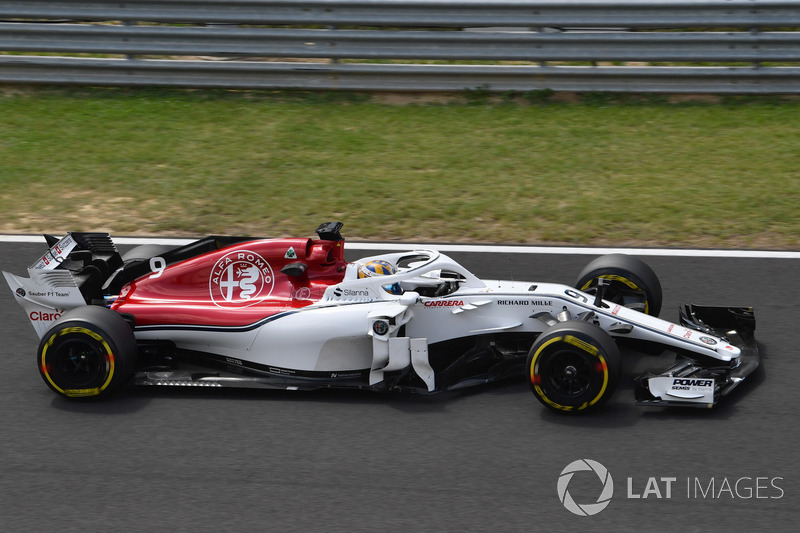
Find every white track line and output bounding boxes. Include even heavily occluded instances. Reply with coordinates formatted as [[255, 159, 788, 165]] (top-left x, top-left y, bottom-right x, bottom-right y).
[[2, 234, 798, 259], [347, 242, 800, 259]]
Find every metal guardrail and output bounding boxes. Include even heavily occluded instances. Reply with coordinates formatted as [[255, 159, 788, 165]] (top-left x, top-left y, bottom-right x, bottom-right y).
[[2, 0, 800, 27], [3, 56, 798, 93], [3, 23, 800, 63], [1, 1, 800, 93]]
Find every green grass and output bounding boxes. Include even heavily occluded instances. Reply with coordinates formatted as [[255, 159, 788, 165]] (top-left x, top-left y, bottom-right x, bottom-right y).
[[0, 87, 798, 249]]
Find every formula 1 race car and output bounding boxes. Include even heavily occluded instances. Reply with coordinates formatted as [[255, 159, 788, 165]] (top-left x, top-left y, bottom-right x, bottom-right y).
[[3, 222, 759, 412]]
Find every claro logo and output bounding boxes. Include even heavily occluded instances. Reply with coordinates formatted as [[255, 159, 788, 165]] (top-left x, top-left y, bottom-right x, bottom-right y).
[[30, 310, 63, 321]]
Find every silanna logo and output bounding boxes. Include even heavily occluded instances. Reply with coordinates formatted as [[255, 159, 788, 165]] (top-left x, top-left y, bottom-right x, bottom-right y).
[[333, 287, 371, 299], [209, 250, 275, 308]]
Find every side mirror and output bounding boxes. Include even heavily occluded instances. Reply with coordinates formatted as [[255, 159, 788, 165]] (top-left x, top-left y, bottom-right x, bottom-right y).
[[281, 262, 307, 277], [399, 291, 420, 306]]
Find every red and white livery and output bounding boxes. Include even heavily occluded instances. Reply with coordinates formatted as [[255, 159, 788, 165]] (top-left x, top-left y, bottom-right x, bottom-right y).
[[3, 223, 760, 412]]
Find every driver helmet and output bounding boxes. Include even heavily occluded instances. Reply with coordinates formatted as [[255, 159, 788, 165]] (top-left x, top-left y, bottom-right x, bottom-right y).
[[358, 259, 396, 279], [358, 260, 402, 294]]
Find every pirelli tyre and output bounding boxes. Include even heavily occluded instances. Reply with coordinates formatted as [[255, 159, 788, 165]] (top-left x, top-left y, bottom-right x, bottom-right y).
[[575, 253, 662, 317], [527, 321, 621, 413], [37, 306, 136, 400]]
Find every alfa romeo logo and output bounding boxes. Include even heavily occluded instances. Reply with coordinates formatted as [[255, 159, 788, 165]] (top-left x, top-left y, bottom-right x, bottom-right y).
[[209, 250, 275, 308], [372, 320, 389, 336], [557, 459, 614, 516]]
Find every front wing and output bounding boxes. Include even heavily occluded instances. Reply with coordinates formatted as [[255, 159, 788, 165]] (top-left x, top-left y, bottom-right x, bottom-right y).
[[634, 305, 759, 408]]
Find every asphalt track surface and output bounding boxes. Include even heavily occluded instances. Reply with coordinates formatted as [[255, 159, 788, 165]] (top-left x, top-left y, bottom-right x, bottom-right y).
[[1, 240, 798, 532]]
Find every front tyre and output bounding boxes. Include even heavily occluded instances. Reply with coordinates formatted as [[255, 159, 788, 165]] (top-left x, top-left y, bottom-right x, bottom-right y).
[[575, 253, 662, 316], [38, 306, 136, 400], [527, 321, 621, 413]]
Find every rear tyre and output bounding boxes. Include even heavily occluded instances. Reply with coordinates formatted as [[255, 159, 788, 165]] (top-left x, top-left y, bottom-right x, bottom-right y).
[[527, 321, 621, 413], [37, 306, 136, 400], [575, 254, 662, 316]]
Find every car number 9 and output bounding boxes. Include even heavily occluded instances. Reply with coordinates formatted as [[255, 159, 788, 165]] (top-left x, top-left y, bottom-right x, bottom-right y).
[[149, 257, 167, 278]]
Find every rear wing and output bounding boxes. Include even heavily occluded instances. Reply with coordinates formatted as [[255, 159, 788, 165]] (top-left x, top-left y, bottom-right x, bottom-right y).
[[3, 232, 123, 337]]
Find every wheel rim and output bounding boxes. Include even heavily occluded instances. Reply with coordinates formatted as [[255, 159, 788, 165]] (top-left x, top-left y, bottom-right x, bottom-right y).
[[542, 349, 594, 398], [49, 337, 108, 388]]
